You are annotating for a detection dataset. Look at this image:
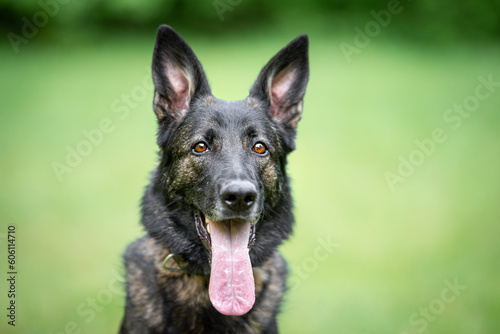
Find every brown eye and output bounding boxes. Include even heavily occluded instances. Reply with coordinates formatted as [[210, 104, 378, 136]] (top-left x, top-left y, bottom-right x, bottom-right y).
[[193, 142, 208, 154], [253, 142, 268, 155]]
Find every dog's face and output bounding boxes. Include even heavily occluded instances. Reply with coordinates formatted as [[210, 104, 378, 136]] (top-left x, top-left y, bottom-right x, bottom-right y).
[[148, 25, 308, 316], [166, 97, 281, 222]]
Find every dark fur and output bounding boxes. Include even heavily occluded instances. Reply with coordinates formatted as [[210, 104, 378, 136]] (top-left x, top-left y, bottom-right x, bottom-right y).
[[120, 25, 309, 334]]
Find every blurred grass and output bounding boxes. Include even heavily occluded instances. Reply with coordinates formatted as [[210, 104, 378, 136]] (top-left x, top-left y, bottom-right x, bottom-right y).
[[1, 32, 500, 333]]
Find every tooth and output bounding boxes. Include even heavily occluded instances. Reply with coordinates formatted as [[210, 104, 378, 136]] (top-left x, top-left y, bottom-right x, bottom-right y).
[[206, 222, 210, 234]]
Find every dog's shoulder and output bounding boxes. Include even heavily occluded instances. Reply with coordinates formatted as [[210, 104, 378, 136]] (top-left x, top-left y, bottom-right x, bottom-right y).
[[121, 236, 168, 332], [124, 235, 165, 270], [252, 250, 288, 326]]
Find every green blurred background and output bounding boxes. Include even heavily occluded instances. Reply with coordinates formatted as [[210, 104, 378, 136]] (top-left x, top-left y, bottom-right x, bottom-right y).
[[1, 0, 500, 333]]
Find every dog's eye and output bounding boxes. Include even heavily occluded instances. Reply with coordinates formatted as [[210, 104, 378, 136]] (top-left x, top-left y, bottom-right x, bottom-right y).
[[193, 142, 208, 154], [253, 142, 268, 155]]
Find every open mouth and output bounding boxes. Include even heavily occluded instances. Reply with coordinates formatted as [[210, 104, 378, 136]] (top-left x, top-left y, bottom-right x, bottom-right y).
[[195, 211, 256, 253], [194, 210, 257, 316]]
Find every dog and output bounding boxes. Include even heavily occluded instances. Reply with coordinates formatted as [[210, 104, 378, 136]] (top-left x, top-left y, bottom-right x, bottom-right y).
[[119, 25, 309, 334]]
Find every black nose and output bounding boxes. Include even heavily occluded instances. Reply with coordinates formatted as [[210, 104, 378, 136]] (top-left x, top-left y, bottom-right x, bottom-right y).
[[220, 181, 258, 212]]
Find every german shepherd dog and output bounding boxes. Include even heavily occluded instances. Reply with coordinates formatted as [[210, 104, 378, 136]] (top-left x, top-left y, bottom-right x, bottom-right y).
[[120, 25, 309, 333]]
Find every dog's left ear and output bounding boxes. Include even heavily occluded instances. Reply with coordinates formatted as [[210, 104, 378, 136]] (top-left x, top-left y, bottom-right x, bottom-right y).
[[250, 34, 309, 136]]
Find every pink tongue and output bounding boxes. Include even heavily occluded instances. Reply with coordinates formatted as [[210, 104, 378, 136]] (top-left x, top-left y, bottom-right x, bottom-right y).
[[208, 220, 255, 316]]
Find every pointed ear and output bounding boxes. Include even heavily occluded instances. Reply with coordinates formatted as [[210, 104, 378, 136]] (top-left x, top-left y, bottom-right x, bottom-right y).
[[249, 34, 309, 132], [152, 25, 211, 123]]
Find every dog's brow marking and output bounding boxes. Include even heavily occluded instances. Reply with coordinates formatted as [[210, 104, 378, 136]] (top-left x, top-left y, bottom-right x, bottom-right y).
[[245, 126, 258, 138]]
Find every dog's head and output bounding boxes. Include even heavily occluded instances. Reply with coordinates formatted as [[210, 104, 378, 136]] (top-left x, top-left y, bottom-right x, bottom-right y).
[[144, 25, 308, 316]]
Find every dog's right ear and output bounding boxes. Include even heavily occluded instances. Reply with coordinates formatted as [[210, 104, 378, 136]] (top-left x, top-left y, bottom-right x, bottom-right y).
[[249, 34, 309, 137], [152, 25, 211, 124]]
